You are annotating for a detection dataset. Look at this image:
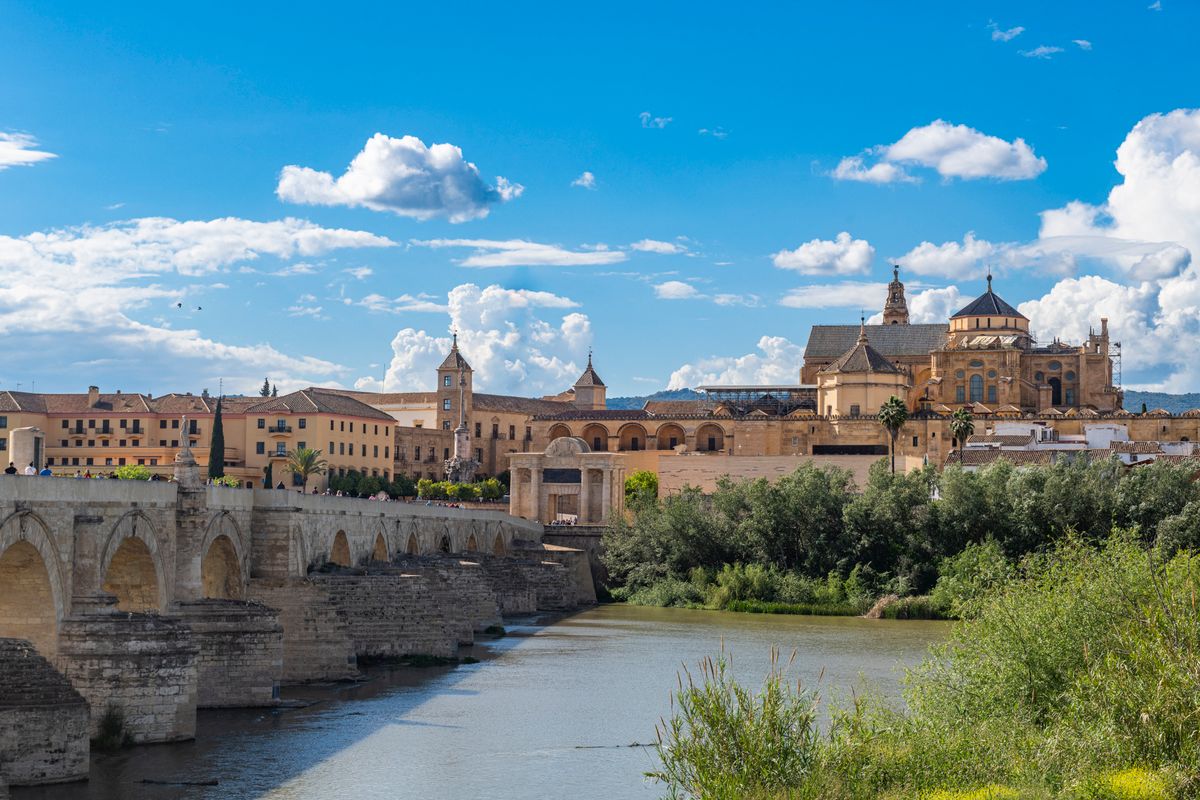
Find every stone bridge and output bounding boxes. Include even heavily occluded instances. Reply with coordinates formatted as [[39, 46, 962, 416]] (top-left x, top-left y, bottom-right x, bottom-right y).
[[0, 453, 592, 787]]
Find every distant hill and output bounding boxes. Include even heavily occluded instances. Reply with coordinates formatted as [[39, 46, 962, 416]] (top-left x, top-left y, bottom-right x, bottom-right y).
[[1123, 390, 1200, 415], [607, 388, 703, 410], [609, 388, 1200, 415]]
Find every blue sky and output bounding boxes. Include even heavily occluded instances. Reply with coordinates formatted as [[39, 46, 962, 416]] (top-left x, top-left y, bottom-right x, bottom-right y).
[[3, 1, 1200, 397]]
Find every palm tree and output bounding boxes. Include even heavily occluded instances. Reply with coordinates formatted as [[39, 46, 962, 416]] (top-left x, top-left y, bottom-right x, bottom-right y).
[[877, 395, 909, 475], [286, 447, 327, 492], [950, 407, 975, 453]]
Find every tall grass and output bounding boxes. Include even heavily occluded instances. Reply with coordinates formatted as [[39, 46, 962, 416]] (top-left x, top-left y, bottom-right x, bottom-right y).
[[650, 534, 1200, 799], [648, 649, 820, 800]]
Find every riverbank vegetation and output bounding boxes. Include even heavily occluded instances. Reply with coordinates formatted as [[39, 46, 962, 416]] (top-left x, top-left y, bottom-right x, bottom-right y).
[[650, 535, 1200, 799], [603, 457, 1200, 617]]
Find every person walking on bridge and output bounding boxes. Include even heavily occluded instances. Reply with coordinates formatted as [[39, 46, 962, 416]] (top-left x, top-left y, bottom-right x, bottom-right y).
[[4, 462, 15, 475], [23, 463, 36, 475]]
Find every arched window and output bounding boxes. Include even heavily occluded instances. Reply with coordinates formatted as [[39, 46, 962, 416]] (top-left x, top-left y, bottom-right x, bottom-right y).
[[969, 375, 984, 403]]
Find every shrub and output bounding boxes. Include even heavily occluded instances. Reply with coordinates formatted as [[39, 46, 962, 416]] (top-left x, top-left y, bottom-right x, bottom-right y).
[[212, 474, 241, 488], [92, 705, 133, 750], [113, 464, 151, 481], [649, 650, 821, 799]]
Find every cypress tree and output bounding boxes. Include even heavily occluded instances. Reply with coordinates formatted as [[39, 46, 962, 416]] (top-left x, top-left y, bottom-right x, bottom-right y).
[[208, 397, 225, 480], [271, 384, 278, 397]]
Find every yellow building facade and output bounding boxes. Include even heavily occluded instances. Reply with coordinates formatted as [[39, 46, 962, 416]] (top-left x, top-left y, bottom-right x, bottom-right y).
[[0, 387, 394, 489]]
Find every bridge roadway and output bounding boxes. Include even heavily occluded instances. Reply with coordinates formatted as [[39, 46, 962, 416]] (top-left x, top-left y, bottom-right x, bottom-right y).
[[0, 452, 593, 786]]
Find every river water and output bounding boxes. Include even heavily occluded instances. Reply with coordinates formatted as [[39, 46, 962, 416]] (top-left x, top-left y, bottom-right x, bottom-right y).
[[19, 605, 946, 800]]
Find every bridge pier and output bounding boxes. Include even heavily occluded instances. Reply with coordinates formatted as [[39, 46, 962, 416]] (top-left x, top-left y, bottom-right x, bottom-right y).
[[0, 638, 89, 787], [56, 596, 198, 744], [175, 600, 283, 708]]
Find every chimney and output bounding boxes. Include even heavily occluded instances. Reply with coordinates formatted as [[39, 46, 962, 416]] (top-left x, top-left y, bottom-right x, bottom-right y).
[[1100, 317, 1108, 337], [87, 386, 99, 408]]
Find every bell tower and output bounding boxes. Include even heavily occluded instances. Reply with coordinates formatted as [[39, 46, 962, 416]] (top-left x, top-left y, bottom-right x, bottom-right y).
[[883, 265, 910, 325], [436, 332, 473, 431]]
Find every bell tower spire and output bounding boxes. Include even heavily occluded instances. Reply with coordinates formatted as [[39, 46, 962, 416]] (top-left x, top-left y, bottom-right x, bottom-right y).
[[883, 265, 910, 325]]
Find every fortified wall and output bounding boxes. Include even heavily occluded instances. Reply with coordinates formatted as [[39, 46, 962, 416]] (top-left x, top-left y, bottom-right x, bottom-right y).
[[0, 455, 592, 787]]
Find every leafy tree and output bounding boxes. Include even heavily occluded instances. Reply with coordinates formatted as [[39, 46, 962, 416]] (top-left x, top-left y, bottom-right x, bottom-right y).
[[877, 395, 909, 474], [212, 474, 241, 488], [494, 470, 511, 490], [358, 475, 384, 497], [260, 378, 271, 397], [113, 464, 152, 480], [285, 447, 327, 492], [949, 407, 975, 451], [207, 397, 225, 480], [388, 474, 417, 498], [478, 477, 505, 501], [625, 470, 660, 506]]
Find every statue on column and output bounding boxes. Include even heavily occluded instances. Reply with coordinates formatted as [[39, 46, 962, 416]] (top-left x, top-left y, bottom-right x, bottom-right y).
[[444, 363, 479, 483]]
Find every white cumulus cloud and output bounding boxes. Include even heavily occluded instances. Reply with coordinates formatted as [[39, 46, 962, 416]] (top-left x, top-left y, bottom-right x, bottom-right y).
[[0, 133, 56, 170], [276, 133, 522, 222], [631, 239, 687, 255], [666, 335, 805, 390], [772, 232, 874, 275], [640, 112, 672, 129], [1020, 45, 1065, 59], [779, 281, 889, 309], [833, 120, 1047, 183], [654, 280, 701, 299], [362, 284, 592, 395], [571, 171, 597, 189], [897, 233, 997, 278], [0, 216, 393, 392], [989, 22, 1025, 42]]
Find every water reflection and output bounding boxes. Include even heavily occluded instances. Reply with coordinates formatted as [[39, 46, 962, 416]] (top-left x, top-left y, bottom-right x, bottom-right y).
[[19, 606, 946, 800]]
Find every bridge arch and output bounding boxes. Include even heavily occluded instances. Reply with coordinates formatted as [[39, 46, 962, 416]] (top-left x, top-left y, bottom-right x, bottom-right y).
[[492, 532, 507, 556], [201, 512, 246, 600], [0, 510, 67, 658], [406, 532, 420, 556], [438, 534, 452, 554], [291, 532, 311, 576], [330, 530, 352, 567], [465, 533, 478, 553], [371, 530, 389, 563], [100, 510, 167, 612]]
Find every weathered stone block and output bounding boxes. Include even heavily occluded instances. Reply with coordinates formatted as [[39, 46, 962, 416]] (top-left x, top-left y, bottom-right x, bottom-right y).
[[0, 638, 89, 786]]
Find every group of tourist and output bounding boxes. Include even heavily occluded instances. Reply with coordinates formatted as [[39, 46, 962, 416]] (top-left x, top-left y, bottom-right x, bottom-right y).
[[4, 462, 167, 481]]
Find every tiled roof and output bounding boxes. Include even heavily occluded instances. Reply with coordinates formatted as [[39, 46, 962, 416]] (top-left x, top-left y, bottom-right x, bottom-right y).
[[149, 394, 215, 414], [818, 331, 901, 375], [966, 434, 1036, 447], [330, 390, 438, 406], [573, 356, 605, 387], [244, 388, 395, 421], [804, 324, 947, 360], [1112, 441, 1165, 454], [472, 393, 573, 414], [438, 341, 472, 372], [951, 287, 1026, 319], [643, 400, 717, 415], [0, 391, 47, 413], [946, 449, 1058, 467], [537, 409, 652, 421]]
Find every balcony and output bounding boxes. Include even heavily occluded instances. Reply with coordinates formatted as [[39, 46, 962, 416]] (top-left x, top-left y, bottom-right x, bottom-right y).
[[268, 425, 293, 435], [266, 450, 289, 460]]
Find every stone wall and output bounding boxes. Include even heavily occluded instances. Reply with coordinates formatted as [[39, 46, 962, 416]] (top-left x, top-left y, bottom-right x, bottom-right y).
[[0, 638, 89, 786], [56, 603, 198, 743], [310, 572, 463, 660], [175, 600, 282, 708], [246, 579, 357, 683]]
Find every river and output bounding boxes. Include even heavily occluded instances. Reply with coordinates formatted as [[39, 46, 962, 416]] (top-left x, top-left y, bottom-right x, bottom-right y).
[[18, 605, 947, 800]]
